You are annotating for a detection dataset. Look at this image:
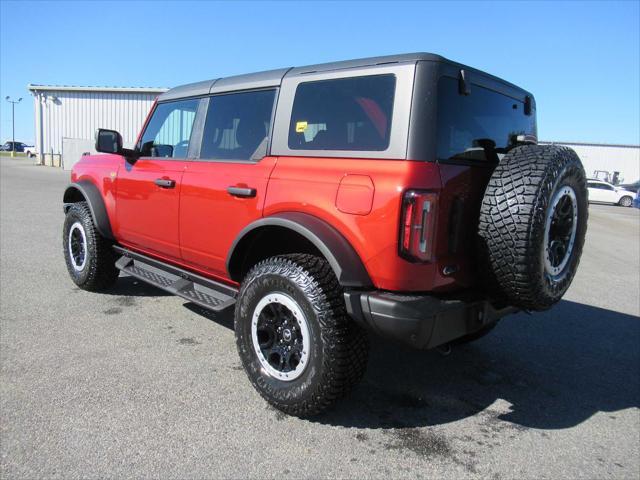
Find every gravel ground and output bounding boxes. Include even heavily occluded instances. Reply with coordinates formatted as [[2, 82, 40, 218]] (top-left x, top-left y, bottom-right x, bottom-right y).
[[1, 157, 639, 479]]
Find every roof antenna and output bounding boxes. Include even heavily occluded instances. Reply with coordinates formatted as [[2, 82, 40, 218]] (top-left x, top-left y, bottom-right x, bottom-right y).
[[458, 69, 471, 96]]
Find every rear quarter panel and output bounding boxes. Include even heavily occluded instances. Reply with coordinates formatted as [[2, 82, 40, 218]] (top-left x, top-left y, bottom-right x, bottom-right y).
[[264, 157, 457, 292]]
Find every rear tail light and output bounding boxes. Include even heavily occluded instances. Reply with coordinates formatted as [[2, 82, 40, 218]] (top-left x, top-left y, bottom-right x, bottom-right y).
[[399, 190, 438, 262]]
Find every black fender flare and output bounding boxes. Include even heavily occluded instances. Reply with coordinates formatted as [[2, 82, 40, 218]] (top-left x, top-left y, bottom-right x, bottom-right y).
[[226, 212, 373, 288], [63, 180, 114, 239]]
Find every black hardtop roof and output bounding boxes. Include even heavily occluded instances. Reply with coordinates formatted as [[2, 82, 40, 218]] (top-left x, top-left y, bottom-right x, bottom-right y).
[[158, 52, 529, 102]]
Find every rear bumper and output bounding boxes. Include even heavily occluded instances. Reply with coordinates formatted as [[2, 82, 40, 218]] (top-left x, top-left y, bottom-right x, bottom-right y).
[[344, 291, 517, 349]]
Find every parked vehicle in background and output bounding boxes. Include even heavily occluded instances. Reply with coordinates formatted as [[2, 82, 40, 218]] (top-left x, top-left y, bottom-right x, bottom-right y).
[[587, 179, 636, 207], [592, 169, 622, 185], [618, 180, 640, 193], [61, 52, 589, 417], [633, 190, 640, 209], [0, 141, 29, 152], [24, 146, 37, 158]]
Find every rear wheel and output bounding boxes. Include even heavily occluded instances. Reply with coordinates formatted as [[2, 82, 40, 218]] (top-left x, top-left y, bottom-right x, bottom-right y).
[[479, 145, 588, 311], [63, 202, 119, 291], [234, 254, 369, 417], [619, 196, 633, 207]]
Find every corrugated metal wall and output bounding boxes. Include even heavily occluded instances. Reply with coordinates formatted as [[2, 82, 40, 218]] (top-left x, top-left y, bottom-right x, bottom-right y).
[[31, 89, 164, 163], [542, 142, 640, 184], [155, 108, 196, 146]]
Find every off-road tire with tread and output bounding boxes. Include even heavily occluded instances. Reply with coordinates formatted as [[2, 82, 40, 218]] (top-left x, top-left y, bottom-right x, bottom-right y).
[[234, 254, 369, 417], [63, 202, 119, 291], [478, 145, 588, 311]]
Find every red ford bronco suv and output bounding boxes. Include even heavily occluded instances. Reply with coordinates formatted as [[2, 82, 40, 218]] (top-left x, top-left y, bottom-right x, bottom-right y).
[[63, 53, 588, 417]]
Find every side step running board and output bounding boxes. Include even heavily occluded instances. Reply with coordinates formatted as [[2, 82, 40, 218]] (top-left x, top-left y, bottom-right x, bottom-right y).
[[113, 246, 237, 312]]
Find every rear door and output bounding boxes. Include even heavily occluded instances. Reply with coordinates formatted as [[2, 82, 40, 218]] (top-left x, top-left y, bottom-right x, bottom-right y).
[[179, 89, 278, 278], [115, 98, 200, 259]]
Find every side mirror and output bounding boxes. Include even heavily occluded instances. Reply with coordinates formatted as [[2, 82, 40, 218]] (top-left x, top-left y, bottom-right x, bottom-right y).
[[95, 129, 123, 154], [95, 128, 139, 162]]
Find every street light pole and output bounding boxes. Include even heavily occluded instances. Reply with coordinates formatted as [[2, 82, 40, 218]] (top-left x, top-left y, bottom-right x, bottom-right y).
[[5, 96, 22, 157]]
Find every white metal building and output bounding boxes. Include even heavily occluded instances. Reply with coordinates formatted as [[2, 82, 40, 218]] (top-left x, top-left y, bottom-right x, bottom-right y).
[[27, 84, 168, 169], [541, 141, 640, 185]]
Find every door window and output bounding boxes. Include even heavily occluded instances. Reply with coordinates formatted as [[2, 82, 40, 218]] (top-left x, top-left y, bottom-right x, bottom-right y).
[[589, 182, 614, 190], [200, 89, 276, 161], [139, 99, 200, 158]]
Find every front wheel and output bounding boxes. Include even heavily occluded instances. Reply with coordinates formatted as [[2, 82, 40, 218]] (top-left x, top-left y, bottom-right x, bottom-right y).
[[234, 254, 369, 417], [619, 196, 633, 207], [63, 202, 119, 291]]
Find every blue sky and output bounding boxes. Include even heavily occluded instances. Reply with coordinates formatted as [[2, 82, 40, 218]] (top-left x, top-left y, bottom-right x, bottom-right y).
[[1, 0, 639, 145]]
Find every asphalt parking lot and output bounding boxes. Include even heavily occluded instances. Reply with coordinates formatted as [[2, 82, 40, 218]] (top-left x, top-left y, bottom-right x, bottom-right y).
[[1, 158, 639, 479]]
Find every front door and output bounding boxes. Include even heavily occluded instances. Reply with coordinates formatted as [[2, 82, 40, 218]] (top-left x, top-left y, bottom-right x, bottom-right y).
[[179, 89, 278, 278], [115, 98, 200, 259]]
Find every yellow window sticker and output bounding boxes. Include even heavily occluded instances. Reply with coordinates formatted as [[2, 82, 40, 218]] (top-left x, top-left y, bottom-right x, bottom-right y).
[[295, 121, 308, 133]]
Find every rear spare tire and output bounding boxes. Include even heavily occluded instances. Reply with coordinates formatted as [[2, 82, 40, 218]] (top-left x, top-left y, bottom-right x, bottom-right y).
[[478, 145, 588, 311]]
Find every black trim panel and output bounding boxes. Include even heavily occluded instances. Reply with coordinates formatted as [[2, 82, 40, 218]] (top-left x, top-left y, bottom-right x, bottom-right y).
[[344, 290, 517, 349], [114, 246, 237, 311], [226, 212, 373, 288], [63, 180, 114, 239]]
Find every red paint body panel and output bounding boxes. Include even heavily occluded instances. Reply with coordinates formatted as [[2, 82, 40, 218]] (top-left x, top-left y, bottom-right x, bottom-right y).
[[114, 158, 186, 259], [70, 153, 120, 232], [336, 174, 375, 215], [179, 157, 277, 277], [69, 152, 487, 293], [264, 156, 467, 292], [117, 238, 240, 287]]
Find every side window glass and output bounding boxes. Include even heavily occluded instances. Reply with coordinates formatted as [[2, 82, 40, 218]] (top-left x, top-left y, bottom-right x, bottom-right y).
[[139, 99, 199, 158], [288, 74, 396, 151], [200, 89, 276, 161]]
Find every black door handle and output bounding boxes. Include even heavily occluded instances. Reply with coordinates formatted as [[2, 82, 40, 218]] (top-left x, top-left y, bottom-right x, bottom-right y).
[[154, 178, 176, 188], [227, 186, 257, 198]]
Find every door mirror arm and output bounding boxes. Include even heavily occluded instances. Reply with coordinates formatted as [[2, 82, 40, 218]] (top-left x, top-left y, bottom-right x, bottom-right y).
[[122, 147, 140, 164]]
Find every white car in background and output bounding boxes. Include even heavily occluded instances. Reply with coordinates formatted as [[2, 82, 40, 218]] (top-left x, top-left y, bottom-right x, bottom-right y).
[[587, 179, 636, 207], [24, 146, 37, 158]]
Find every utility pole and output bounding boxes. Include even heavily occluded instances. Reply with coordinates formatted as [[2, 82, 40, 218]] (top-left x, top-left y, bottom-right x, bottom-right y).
[[5, 96, 22, 157]]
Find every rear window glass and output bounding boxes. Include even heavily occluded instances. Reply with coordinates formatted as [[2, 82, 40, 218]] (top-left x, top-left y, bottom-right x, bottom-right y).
[[437, 77, 536, 162], [288, 74, 396, 151]]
